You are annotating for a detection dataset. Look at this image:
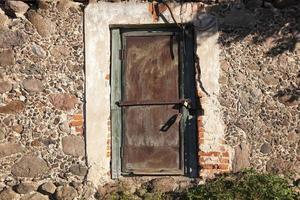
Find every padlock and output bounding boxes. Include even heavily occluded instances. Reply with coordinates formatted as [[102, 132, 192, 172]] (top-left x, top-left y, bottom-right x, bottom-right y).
[[183, 99, 191, 109]]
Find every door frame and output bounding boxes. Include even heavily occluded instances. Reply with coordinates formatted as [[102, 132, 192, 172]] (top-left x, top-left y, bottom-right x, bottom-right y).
[[110, 24, 197, 179]]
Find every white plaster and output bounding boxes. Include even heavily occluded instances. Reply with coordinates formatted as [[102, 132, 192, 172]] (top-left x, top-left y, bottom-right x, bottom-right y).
[[194, 21, 227, 153], [84, 2, 227, 185]]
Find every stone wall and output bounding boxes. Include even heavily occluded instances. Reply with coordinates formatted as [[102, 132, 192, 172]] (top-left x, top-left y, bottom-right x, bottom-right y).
[[0, 0, 299, 199], [0, 0, 91, 199], [215, 1, 299, 180]]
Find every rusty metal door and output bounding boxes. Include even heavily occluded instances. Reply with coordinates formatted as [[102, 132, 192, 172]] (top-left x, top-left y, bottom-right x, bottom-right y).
[[119, 31, 184, 175]]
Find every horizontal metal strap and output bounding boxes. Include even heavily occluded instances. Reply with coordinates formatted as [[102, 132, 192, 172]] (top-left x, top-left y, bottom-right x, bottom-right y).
[[116, 99, 190, 107]]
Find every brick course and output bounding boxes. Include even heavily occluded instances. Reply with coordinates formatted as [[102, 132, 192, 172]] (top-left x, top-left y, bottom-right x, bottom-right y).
[[69, 113, 84, 135], [197, 115, 230, 177]]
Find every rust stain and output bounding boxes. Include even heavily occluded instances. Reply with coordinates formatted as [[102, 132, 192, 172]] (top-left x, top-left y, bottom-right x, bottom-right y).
[[105, 74, 110, 80]]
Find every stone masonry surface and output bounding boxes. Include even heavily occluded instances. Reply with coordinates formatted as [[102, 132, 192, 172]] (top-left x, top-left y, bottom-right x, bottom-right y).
[[0, 0, 299, 199], [0, 0, 91, 198]]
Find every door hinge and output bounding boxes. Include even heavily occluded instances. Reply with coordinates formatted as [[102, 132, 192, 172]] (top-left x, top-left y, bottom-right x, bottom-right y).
[[119, 49, 125, 60]]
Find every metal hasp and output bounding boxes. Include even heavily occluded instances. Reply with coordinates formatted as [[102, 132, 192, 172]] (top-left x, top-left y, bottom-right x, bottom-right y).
[[116, 99, 191, 107], [110, 24, 198, 178]]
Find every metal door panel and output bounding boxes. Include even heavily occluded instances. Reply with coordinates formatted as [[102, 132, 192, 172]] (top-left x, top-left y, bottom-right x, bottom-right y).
[[122, 34, 182, 174], [123, 35, 179, 101], [122, 106, 181, 173]]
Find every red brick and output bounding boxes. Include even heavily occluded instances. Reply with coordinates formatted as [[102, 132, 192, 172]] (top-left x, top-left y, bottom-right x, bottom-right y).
[[197, 118, 203, 127], [198, 131, 204, 139], [222, 152, 229, 157], [219, 146, 226, 152], [199, 151, 221, 157], [217, 164, 229, 170], [198, 126, 205, 133], [199, 157, 205, 164], [69, 120, 83, 127], [75, 127, 83, 134], [70, 114, 83, 121], [201, 164, 229, 170], [201, 164, 215, 169], [219, 158, 229, 164], [197, 91, 205, 98], [199, 139, 205, 144], [106, 151, 111, 158]]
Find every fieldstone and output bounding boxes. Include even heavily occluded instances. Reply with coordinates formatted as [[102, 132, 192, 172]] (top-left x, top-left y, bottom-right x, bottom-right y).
[[220, 60, 230, 71], [136, 188, 147, 197], [15, 183, 35, 194], [235, 71, 246, 83], [0, 12, 10, 29], [0, 81, 13, 93], [260, 143, 272, 154], [262, 74, 279, 86], [223, 10, 256, 28], [32, 43, 47, 58], [62, 135, 85, 157], [20, 192, 49, 200], [0, 49, 15, 66], [194, 13, 216, 31], [57, 0, 73, 11], [232, 142, 250, 173], [0, 30, 26, 48], [295, 41, 300, 53], [31, 139, 42, 147], [55, 185, 78, 200], [287, 132, 299, 142], [0, 100, 25, 114], [49, 93, 78, 111], [272, 0, 298, 8], [245, 0, 264, 9], [219, 75, 228, 84], [50, 45, 70, 58], [0, 143, 24, 158], [81, 186, 94, 200], [248, 64, 260, 71], [39, 182, 56, 195], [2, 117, 12, 126], [150, 178, 178, 193], [239, 92, 251, 110], [37, 0, 51, 9], [11, 156, 49, 177], [5, 0, 29, 17], [69, 164, 88, 176], [0, 129, 5, 140], [0, 188, 18, 200], [12, 125, 24, 134], [278, 94, 298, 106], [266, 158, 293, 174], [264, 36, 277, 48], [97, 182, 118, 199], [22, 78, 43, 92], [27, 11, 55, 37]]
